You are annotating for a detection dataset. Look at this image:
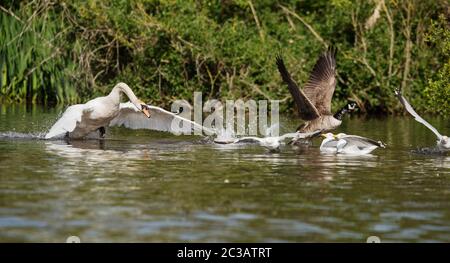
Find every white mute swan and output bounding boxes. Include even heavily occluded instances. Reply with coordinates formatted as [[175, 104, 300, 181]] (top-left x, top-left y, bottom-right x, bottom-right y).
[[320, 133, 385, 154], [46, 83, 214, 139], [45, 82, 150, 139], [395, 89, 449, 150]]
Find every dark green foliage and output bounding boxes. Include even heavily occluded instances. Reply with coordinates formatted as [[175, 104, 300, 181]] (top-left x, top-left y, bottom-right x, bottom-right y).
[[0, 0, 448, 115], [423, 14, 450, 116]]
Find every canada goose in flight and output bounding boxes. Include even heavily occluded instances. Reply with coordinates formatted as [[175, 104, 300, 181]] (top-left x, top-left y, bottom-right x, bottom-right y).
[[276, 48, 356, 137], [214, 130, 322, 151], [320, 133, 385, 154], [395, 89, 449, 150]]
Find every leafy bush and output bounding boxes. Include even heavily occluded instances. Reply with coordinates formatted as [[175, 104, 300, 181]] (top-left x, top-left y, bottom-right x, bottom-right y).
[[423, 15, 450, 115], [0, 0, 448, 115]]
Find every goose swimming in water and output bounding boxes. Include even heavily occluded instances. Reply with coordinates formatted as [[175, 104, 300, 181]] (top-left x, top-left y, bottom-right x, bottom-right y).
[[276, 47, 356, 143], [320, 133, 385, 155], [45, 82, 211, 139]]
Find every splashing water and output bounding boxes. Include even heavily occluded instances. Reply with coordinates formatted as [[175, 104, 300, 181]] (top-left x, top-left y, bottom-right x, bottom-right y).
[[264, 123, 280, 137], [213, 128, 237, 144]]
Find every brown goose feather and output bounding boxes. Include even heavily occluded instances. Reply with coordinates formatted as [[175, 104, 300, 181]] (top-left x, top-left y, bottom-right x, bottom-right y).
[[303, 46, 337, 115], [276, 55, 320, 120]]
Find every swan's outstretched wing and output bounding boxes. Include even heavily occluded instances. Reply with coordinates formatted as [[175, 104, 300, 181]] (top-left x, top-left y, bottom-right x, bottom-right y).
[[395, 90, 442, 139], [276, 55, 321, 120], [110, 102, 214, 135], [340, 135, 385, 148], [45, 105, 87, 139]]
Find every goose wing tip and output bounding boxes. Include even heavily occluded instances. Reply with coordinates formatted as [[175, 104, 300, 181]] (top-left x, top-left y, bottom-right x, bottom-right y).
[[275, 54, 285, 67], [327, 44, 337, 56]]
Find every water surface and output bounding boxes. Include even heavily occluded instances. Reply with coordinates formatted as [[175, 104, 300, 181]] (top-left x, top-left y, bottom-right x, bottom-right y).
[[0, 104, 449, 242]]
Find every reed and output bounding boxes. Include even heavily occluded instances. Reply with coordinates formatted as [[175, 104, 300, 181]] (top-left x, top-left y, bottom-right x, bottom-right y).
[[0, 8, 79, 105]]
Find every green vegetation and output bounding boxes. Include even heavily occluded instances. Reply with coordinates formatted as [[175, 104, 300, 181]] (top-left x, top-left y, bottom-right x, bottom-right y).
[[0, 0, 449, 115], [424, 14, 450, 116], [0, 3, 81, 105]]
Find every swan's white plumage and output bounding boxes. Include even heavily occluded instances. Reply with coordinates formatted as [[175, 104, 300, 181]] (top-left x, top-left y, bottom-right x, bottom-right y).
[[45, 82, 147, 139], [109, 102, 214, 135], [45, 105, 86, 139]]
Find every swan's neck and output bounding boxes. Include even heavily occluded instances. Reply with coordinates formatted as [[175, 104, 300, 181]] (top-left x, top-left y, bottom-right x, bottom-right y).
[[108, 82, 141, 110]]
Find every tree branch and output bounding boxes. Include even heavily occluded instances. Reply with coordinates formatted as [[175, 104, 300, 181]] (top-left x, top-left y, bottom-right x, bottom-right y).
[[248, 0, 265, 42], [279, 4, 327, 47]]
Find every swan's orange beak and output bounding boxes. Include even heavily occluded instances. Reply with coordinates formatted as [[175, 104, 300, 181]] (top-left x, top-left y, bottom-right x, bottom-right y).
[[141, 105, 151, 118]]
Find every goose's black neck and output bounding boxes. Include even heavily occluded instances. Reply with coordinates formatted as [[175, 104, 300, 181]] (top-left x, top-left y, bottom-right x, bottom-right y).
[[334, 102, 357, 120], [334, 106, 350, 120]]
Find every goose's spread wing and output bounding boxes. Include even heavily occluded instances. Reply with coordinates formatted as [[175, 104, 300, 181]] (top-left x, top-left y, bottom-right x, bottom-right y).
[[110, 102, 213, 135], [276, 55, 320, 120], [45, 104, 87, 139], [395, 90, 443, 139], [340, 135, 385, 148], [303, 47, 337, 115]]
